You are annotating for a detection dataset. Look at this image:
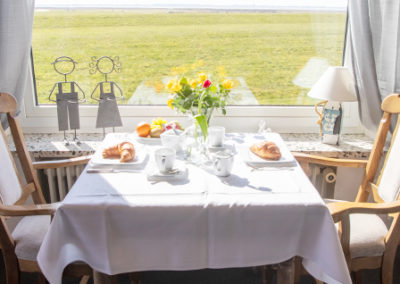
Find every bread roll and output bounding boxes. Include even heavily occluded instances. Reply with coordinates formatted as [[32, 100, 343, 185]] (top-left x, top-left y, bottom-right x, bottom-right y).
[[102, 142, 135, 162], [250, 141, 281, 160]]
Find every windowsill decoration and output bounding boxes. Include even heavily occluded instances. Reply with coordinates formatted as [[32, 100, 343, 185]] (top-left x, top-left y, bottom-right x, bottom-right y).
[[308, 66, 357, 145], [48, 56, 86, 146]]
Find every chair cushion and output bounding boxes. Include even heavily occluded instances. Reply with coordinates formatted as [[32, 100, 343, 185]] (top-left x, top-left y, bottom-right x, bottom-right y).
[[348, 213, 389, 259], [12, 215, 51, 261]]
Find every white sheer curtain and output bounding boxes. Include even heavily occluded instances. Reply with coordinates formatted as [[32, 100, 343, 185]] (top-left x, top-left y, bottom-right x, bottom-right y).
[[348, 0, 400, 137], [0, 0, 35, 128]]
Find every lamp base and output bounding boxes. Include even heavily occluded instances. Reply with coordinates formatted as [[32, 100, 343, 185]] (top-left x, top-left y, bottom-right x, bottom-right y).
[[321, 133, 340, 145]]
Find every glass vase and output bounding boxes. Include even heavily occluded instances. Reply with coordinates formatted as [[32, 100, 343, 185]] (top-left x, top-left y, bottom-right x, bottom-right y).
[[184, 110, 214, 164]]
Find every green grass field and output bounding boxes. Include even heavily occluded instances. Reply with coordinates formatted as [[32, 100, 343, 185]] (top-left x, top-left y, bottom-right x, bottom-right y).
[[32, 10, 346, 105]]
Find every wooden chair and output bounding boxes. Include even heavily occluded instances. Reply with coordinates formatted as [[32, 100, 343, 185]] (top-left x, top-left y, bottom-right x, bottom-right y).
[[0, 93, 92, 283], [294, 93, 400, 284]]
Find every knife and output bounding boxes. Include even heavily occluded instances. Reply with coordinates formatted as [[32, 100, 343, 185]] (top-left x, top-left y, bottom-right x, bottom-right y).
[[86, 168, 141, 174]]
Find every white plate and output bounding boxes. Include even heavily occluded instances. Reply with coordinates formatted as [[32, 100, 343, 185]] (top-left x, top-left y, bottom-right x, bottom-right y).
[[241, 134, 297, 167], [134, 133, 161, 145], [90, 133, 148, 168]]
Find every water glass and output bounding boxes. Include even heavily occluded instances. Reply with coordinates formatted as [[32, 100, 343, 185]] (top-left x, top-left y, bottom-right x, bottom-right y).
[[208, 126, 225, 147]]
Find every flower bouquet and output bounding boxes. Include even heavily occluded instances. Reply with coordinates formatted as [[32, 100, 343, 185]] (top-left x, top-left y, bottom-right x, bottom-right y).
[[166, 72, 233, 140]]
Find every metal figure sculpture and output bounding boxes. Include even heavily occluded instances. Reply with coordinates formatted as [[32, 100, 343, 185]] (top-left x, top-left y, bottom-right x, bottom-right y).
[[49, 56, 85, 145], [89, 56, 124, 136]]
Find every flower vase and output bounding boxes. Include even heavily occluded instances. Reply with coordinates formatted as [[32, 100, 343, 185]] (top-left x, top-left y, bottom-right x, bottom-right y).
[[185, 111, 214, 164]]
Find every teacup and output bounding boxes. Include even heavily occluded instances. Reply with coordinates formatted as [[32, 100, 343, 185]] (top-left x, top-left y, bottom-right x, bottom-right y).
[[213, 149, 234, 177], [154, 148, 176, 173], [208, 126, 225, 147]]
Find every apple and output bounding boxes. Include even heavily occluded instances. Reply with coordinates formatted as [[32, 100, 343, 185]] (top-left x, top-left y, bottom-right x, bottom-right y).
[[165, 121, 184, 131]]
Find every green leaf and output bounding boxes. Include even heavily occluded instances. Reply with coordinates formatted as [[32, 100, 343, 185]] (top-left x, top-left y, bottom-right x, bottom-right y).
[[180, 77, 188, 85], [194, 114, 208, 140]]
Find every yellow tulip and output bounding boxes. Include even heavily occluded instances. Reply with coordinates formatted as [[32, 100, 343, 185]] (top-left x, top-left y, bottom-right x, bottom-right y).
[[197, 60, 204, 66], [189, 79, 198, 88], [154, 82, 164, 93], [151, 117, 167, 129], [167, 79, 176, 91], [198, 72, 207, 82], [167, 98, 174, 109], [171, 83, 182, 92], [222, 79, 233, 89]]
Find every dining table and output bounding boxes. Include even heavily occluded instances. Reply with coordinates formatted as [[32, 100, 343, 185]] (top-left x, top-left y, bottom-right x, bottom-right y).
[[37, 132, 351, 284]]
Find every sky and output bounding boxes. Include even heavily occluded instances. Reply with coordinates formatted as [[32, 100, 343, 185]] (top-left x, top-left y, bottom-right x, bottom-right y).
[[35, 0, 348, 10]]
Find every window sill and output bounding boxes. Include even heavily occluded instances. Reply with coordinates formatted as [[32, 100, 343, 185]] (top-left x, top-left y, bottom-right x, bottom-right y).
[[8, 132, 374, 160]]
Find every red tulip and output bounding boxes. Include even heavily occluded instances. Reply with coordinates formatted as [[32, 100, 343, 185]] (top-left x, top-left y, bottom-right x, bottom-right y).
[[202, 79, 212, 88]]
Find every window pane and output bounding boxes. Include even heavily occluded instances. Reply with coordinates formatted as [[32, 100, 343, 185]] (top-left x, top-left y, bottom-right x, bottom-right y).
[[33, 2, 347, 106]]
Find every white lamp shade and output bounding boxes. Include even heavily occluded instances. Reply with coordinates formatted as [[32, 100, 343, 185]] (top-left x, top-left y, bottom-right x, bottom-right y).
[[307, 66, 357, 102]]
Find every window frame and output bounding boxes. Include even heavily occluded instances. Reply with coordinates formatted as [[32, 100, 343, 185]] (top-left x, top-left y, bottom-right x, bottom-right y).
[[21, 6, 362, 134], [21, 71, 361, 133]]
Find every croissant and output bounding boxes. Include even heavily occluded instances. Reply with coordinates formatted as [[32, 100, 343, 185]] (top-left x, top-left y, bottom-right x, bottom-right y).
[[102, 142, 135, 162], [250, 141, 281, 160]]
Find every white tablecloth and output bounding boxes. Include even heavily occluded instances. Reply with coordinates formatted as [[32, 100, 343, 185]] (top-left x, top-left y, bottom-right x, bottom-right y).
[[37, 133, 351, 284]]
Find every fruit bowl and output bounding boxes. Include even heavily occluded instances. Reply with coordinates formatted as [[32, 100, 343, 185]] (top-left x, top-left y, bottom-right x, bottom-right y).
[[135, 118, 184, 139]]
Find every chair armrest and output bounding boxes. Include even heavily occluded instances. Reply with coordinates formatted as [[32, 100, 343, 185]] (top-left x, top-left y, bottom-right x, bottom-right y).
[[0, 203, 60, 217], [32, 155, 92, 169], [327, 200, 400, 223], [292, 152, 368, 168]]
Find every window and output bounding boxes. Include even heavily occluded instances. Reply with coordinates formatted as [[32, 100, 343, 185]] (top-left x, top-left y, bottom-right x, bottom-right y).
[[23, 0, 360, 133]]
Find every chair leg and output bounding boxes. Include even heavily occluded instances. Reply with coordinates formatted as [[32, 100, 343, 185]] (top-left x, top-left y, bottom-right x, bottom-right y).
[[93, 271, 118, 284], [80, 275, 91, 284], [38, 273, 48, 284], [351, 270, 362, 284], [260, 265, 274, 284], [381, 260, 394, 284], [276, 258, 295, 284], [293, 256, 302, 283], [128, 272, 141, 284], [2, 253, 19, 284]]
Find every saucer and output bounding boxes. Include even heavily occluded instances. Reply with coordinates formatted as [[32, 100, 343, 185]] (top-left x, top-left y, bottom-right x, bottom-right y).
[[207, 144, 226, 151], [147, 166, 188, 182]]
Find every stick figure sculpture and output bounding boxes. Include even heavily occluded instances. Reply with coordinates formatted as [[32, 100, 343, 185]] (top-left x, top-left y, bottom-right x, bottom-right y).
[[49, 56, 85, 145], [89, 56, 124, 136]]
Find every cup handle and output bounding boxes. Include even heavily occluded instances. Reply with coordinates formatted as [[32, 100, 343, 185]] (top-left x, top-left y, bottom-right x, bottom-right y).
[[161, 156, 166, 168], [214, 158, 222, 172]]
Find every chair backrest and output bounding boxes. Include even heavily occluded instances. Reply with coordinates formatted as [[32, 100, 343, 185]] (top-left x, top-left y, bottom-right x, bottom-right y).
[[0, 92, 46, 205], [0, 129, 23, 205], [377, 115, 400, 202], [356, 93, 400, 203]]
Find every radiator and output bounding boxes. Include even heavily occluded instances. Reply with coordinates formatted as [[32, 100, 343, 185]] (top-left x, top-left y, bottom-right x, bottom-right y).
[[309, 164, 337, 199], [38, 161, 335, 202], [40, 164, 86, 202]]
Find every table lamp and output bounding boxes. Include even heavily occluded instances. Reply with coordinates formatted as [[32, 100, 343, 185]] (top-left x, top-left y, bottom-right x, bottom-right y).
[[308, 66, 357, 145]]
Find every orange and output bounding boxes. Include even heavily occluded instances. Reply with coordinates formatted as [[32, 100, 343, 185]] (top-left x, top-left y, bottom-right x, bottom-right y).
[[136, 122, 151, 137]]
